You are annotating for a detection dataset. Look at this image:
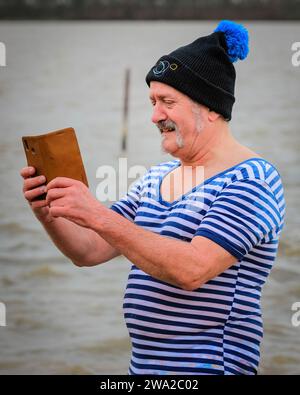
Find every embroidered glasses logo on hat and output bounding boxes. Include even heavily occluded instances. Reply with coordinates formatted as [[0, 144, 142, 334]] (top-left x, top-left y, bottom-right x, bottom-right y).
[[153, 60, 178, 76]]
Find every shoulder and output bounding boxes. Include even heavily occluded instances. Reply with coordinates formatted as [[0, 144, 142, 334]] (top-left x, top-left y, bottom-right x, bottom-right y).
[[227, 158, 284, 194], [221, 157, 286, 222]]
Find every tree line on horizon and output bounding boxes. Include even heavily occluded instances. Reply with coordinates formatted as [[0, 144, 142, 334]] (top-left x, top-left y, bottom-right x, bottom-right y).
[[0, 0, 300, 20]]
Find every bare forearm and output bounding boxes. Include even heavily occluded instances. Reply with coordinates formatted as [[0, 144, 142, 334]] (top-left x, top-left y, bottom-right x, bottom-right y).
[[21, 168, 118, 267], [39, 216, 100, 265], [92, 208, 201, 289]]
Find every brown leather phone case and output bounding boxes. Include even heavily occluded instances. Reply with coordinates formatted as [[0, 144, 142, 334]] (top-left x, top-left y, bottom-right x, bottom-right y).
[[22, 127, 89, 200]]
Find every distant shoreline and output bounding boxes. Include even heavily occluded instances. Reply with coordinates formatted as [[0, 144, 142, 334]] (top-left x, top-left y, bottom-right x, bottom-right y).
[[1, 1, 300, 21], [1, 18, 300, 21]]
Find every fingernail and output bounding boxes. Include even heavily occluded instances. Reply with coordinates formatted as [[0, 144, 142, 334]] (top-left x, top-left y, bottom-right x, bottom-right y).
[[40, 176, 46, 182]]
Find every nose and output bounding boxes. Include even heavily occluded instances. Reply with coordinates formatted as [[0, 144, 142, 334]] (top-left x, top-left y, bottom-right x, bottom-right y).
[[151, 103, 167, 124]]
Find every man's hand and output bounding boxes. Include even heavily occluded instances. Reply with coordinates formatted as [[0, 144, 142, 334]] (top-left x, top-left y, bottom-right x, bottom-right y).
[[20, 166, 54, 224], [46, 177, 102, 229]]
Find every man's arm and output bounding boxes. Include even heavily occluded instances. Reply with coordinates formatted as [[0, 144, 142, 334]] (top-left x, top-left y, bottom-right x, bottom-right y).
[[45, 176, 279, 287], [20, 166, 120, 267], [40, 217, 121, 267]]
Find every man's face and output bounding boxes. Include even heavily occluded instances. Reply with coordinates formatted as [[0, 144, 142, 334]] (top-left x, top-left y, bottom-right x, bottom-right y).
[[149, 81, 209, 156]]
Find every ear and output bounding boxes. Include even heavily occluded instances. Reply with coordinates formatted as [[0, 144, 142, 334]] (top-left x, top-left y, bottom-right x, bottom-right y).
[[207, 110, 221, 122]]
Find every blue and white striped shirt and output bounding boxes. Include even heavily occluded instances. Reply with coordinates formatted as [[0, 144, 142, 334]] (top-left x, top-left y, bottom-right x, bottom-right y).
[[110, 157, 286, 375]]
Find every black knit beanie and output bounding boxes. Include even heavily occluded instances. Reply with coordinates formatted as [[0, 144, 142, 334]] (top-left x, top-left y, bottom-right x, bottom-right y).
[[145, 20, 249, 121]]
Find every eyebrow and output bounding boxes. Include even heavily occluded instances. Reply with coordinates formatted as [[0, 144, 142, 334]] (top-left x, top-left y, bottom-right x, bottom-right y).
[[149, 94, 176, 101]]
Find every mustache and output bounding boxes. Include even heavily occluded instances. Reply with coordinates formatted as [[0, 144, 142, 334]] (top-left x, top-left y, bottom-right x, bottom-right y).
[[156, 119, 177, 132]]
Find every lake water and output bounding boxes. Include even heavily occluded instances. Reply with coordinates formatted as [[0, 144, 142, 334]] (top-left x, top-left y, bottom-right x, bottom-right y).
[[0, 21, 299, 375]]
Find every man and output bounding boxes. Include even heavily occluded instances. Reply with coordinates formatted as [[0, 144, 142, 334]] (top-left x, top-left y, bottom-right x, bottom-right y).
[[20, 21, 285, 375]]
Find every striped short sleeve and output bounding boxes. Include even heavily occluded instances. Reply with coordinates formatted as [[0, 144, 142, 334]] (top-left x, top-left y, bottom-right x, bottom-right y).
[[194, 178, 282, 260], [110, 174, 145, 222]]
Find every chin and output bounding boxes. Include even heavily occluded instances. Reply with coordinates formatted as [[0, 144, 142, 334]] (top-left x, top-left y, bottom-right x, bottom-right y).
[[161, 142, 181, 155]]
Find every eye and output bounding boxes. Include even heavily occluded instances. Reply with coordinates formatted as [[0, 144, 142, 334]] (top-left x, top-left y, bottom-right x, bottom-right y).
[[164, 100, 174, 107]]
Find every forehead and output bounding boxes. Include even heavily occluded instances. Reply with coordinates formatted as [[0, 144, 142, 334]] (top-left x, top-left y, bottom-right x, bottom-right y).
[[149, 81, 182, 99]]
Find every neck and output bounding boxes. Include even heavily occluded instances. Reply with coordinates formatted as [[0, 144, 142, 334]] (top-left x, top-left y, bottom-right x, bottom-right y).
[[179, 122, 238, 168]]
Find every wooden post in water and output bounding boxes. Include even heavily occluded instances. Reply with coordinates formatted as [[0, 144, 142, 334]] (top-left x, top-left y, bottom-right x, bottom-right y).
[[121, 68, 130, 152]]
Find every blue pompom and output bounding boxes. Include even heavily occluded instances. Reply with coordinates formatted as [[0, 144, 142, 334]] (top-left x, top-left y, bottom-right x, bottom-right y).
[[214, 20, 249, 63]]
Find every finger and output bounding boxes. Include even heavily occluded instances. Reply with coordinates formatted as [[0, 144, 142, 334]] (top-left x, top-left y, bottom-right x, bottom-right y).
[[48, 196, 67, 207], [20, 166, 36, 179], [49, 205, 68, 218], [46, 188, 66, 205], [24, 185, 47, 202], [46, 177, 77, 191], [30, 199, 48, 209], [23, 175, 47, 193]]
